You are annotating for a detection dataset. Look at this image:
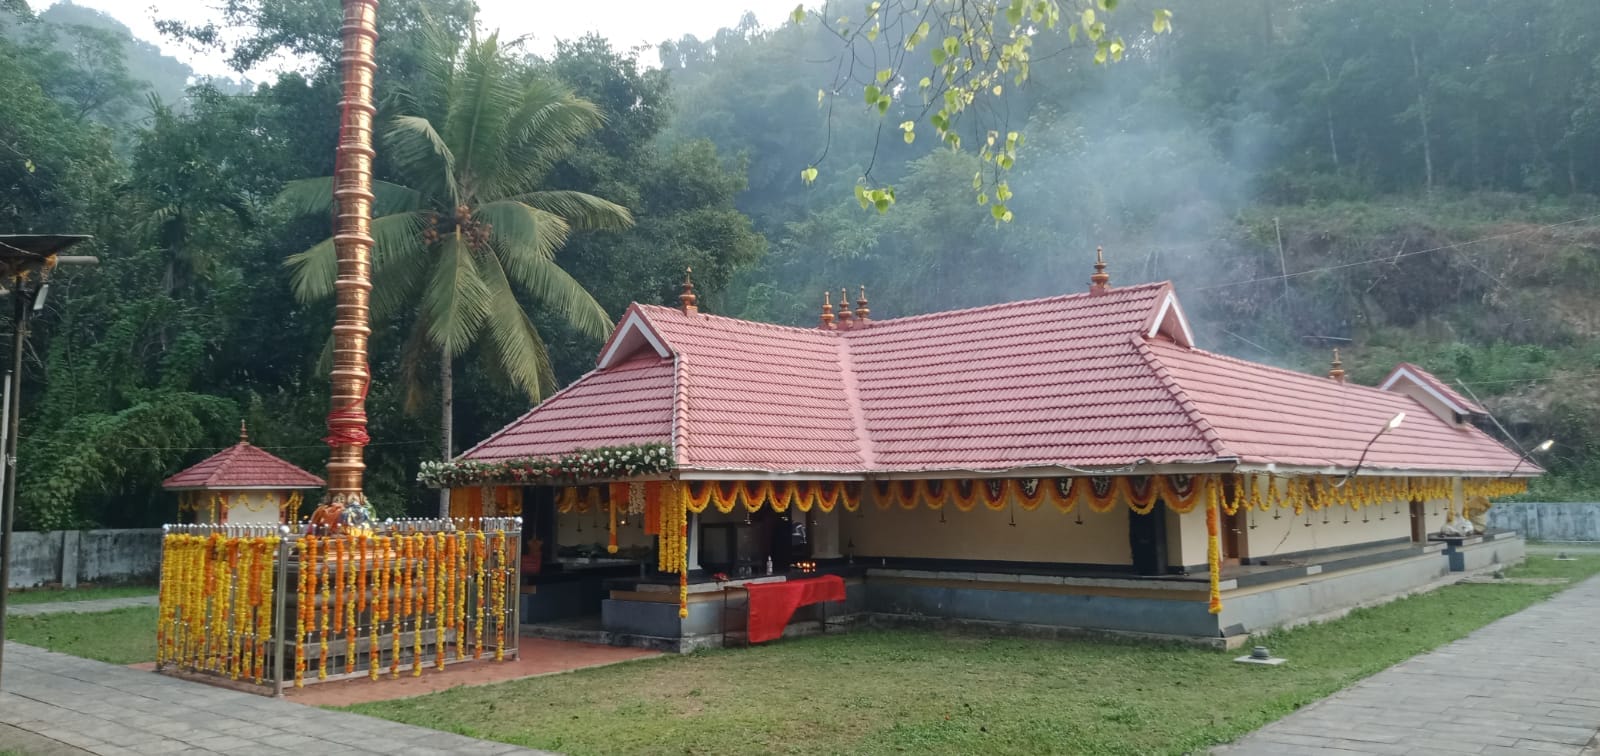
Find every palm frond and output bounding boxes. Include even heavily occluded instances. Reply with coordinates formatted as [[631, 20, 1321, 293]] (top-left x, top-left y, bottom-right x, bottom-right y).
[[420, 234, 493, 358], [285, 212, 429, 305], [275, 177, 425, 218], [397, 316, 434, 416], [475, 200, 569, 261], [444, 35, 525, 197], [485, 232, 612, 341], [475, 253, 558, 400], [505, 190, 634, 232], [487, 80, 606, 197], [385, 116, 460, 205]]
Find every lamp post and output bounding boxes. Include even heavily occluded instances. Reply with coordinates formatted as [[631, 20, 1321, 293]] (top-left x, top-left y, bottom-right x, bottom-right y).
[[1506, 438, 1553, 478], [0, 237, 97, 688]]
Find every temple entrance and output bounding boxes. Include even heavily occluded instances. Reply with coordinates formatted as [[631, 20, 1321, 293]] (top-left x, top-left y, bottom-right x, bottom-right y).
[[1128, 502, 1169, 575], [1410, 499, 1427, 542]]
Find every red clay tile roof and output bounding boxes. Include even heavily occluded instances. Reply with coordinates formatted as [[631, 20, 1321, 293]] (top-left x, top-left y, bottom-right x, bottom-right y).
[[460, 282, 1531, 478], [1145, 342, 1528, 474], [848, 283, 1222, 470], [1378, 362, 1487, 415], [463, 354, 676, 461], [162, 443, 324, 490]]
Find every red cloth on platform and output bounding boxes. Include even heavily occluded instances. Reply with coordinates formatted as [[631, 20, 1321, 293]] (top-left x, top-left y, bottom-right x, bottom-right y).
[[745, 574, 846, 644]]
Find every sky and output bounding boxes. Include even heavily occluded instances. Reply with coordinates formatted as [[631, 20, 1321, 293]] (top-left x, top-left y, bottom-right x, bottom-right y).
[[44, 0, 797, 78]]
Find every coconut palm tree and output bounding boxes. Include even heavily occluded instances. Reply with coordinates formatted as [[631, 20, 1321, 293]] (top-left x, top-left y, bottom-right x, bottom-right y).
[[282, 30, 633, 515]]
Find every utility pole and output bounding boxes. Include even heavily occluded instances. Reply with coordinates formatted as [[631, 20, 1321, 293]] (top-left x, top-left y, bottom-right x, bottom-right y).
[[0, 242, 97, 689]]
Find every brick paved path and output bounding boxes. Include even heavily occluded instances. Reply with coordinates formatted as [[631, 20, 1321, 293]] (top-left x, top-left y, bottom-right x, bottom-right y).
[[1217, 576, 1600, 755], [0, 642, 554, 755], [7, 595, 158, 616]]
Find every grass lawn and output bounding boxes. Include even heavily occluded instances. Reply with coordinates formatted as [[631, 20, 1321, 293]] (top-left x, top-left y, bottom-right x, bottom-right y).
[[6, 584, 157, 606], [5, 606, 157, 665], [349, 555, 1600, 756]]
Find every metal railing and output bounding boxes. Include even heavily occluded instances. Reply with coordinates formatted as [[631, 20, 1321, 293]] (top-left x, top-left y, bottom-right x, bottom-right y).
[[155, 518, 521, 696]]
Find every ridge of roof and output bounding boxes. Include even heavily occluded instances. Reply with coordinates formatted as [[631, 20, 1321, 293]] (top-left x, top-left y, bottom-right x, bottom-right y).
[[671, 351, 691, 466], [1381, 361, 1486, 414], [833, 324, 876, 469], [844, 280, 1171, 331], [635, 302, 843, 340], [1134, 337, 1233, 459], [635, 281, 1172, 337]]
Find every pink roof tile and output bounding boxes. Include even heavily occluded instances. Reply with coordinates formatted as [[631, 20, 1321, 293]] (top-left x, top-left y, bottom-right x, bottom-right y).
[[162, 443, 324, 490], [848, 283, 1222, 470], [1146, 342, 1528, 474], [1379, 362, 1487, 415], [462, 354, 676, 461], [458, 281, 1532, 478]]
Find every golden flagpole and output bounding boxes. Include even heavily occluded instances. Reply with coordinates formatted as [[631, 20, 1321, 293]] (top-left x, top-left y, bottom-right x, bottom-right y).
[[324, 0, 379, 511]]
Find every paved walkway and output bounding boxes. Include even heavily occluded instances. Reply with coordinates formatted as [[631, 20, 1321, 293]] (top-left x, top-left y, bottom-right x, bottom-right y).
[[7, 596, 158, 616], [1217, 575, 1600, 755], [0, 642, 555, 755]]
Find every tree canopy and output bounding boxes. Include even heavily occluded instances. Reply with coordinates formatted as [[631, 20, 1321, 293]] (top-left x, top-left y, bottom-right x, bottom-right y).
[[1, 0, 1596, 530]]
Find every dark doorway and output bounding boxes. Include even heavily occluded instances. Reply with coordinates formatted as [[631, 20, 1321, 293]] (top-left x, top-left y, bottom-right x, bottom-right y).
[[1410, 499, 1427, 542], [1221, 507, 1243, 563], [1129, 501, 1169, 576]]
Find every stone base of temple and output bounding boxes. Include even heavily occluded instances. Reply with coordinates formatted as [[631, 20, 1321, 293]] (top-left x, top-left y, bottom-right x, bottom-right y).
[[518, 534, 1526, 652]]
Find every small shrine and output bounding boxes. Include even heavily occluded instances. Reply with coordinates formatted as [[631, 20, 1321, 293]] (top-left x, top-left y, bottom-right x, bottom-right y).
[[161, 422, 325, 525]]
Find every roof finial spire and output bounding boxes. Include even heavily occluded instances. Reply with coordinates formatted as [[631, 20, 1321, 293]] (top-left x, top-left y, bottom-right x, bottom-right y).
[[679, 267, 698, 315], [819, 290, 835, 329], [1090, 246, 1111, 295], [1330, 348, 1346, 384], [836, 287, 854, 326], [855, 284, 870, 323], [239, 419, 249, 444]]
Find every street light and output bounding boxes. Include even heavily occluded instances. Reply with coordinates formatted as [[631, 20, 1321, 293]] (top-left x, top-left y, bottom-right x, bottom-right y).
[[0, 235, 97, 689], [1507, 438, 1554, 477], [1337, 412, 1406, 487]]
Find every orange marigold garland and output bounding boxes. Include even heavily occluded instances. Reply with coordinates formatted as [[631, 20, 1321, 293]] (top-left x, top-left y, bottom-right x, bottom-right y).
[[318, 539, 331, 681], [391, 536, 403, 678], [295, 536, 311, 687], [607, 498, 619, 554], [474, 531, 487, 660], [1206, 492, 1222, 615], [345, 536, 358, 675]]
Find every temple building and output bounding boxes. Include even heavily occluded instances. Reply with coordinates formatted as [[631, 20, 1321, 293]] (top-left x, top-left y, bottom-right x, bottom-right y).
[[163, 422, 325, 525], [431, 254, 1535, 650]]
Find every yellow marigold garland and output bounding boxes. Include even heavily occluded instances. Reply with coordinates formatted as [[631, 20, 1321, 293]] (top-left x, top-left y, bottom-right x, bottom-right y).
[[474, 531, 487, 660], [295, 536, 311, 687], [318, 539, 331, 681], [1206, 493, 1222, 615]]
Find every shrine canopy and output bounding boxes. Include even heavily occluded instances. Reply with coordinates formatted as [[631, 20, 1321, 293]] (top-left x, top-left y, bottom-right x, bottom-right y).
[[162, 422, 324, 524], [449, 270, 1534, 483]]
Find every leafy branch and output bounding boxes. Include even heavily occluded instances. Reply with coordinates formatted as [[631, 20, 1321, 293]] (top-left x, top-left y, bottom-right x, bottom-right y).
[[794, 0, 1171, 220]]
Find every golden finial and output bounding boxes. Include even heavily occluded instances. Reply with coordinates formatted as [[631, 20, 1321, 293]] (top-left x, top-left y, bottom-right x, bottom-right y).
[[679, 267, 698, 314], [855, 284, 870, 322], [1330, 348, 1346, 384], [239, 419, 249, 444], [1090, 246, 1111, 294], [819, 290, 835, 329], [836, 287, 854, 325]]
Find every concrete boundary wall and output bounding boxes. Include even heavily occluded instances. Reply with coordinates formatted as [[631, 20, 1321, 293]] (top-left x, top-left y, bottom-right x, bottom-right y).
[[5, 528, 162, 589], [1489, 502, 1600, 542]]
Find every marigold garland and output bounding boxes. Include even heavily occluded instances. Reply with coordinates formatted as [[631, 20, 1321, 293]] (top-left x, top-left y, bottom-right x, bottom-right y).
[[318, 540, 331, 681], [1206, 495, 1222, 615], [474, 531, 487, 660]]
